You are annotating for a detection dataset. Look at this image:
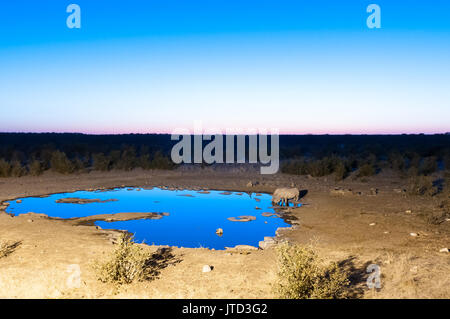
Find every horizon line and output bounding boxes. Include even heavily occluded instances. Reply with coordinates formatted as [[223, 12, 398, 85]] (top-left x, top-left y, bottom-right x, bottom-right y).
[[1, 131, 449, 136]]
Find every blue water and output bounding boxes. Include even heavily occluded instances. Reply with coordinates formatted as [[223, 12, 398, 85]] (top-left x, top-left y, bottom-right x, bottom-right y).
[[5, 187, 291, 249]]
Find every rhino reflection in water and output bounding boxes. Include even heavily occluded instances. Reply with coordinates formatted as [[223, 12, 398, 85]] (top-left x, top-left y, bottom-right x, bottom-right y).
[[271, 188, 299, 206]]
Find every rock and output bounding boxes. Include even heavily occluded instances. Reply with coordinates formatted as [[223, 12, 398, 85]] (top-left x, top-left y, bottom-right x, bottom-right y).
[[16, 200, 22, 203], [393, 188, 406, 194], [247, 181, 254, 187], [261, 212, 280, 218], [410, 232, 419, 237], [27, 219, 33, 223], [405, 210, 412, 214], [227, 215, 256, 222], [216, 228, 223, 236], [226, 245, 258, 251], [369, 223, 376, 226], [439, 248, 449, 253], [409, 266, 418, 273], [330, 188, 353, 196], [55, 197, 118, 204], [369, 188, 378, 196], [202, 265, 212, 273], [259, 237, 276, 249]]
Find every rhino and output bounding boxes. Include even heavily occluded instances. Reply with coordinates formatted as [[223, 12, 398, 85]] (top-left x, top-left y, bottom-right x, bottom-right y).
[[271, 187, 300, 206]]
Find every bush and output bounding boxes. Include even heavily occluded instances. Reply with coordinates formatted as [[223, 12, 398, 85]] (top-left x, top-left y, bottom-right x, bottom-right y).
[[407, 175, 437, 196], [50, 151, 75, 174], [334, 161, 348, 181], [0, 159, 12, 177], [28, 160, 45, 176], [419, 156, 438, 176], [92, 153, 111, 171], [10, 161, 26, 177], [389, 151, 406, 172], [357, 163, 376, 178], [116, 147, 137, 171], [150, 151, 175, 170], [0, 241, 20, 259], [95, 234, 151, 285], [427, 200, 450, 225], [275, 244, 349, 299], [445, 171, 450, 196]]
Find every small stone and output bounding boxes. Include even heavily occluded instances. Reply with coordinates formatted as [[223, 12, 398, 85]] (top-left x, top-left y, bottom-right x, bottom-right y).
[[410, 232, 418, 237], [16, 200, 22, 203], [27, 219, 33, 223], [409, 266, 418, 273], [439, 248, 449, 253], [202, 265, 212, 273], [215, 228, 223, 236], [369, 223, 376, 226], [405, 210, 412, 214], [259, 238, 276, 249], [384, 231, 389, 234]]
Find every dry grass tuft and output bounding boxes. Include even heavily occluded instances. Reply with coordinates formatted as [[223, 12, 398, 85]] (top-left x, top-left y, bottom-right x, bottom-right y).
[[95, 234, 152, 285], [275, 243, 350, 299], [0, 240, 21, 259]]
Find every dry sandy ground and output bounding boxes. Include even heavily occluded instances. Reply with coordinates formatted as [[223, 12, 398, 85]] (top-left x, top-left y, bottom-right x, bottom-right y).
[[0, 168, 449, 299]]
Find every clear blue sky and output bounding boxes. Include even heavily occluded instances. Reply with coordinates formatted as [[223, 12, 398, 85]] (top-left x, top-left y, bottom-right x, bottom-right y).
[[0, 0, 449, 134]]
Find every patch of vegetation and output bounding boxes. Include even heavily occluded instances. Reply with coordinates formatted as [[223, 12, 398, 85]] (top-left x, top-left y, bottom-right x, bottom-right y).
[[419, 156, 438, 176], [334, 161, 348, 181], [0, 159, 12, 177], [28, 160, 44, 176], [281, 156, 349, 180], [407, 175, 437, 196], [10, 161, 27, 177], [388, 151, 406, 172], [0, 241, 21, 259], [357, 163, 376, 178], [50, 151, 75, 174], [444, 171, 450, 197], [275, 243, 349, 299], [95, 234, 152, 285], [0, 133, 449, 177], [427, 200, 450, 225]]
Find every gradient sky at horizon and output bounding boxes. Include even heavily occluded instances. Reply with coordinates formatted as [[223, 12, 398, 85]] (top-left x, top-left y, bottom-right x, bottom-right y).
[[1, 0, 449, 134]]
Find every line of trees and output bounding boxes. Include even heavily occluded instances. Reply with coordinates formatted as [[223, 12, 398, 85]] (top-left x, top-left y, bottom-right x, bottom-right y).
[[0, 134, 449, 187], [0, 147, 174, 177]]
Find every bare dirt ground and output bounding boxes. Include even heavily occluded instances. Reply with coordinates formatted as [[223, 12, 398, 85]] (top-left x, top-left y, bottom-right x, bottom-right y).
[[0, 168, 449, 298]]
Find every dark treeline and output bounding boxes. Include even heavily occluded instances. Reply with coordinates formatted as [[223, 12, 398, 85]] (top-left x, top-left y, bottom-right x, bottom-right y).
[[0, 133, 175, 176], [0, 133, 449, 189]]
